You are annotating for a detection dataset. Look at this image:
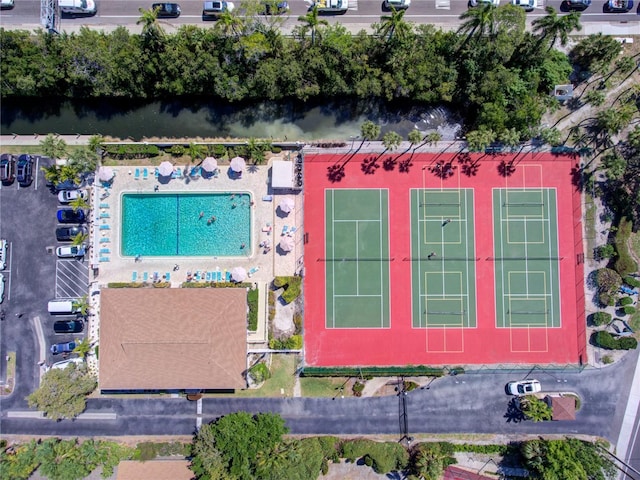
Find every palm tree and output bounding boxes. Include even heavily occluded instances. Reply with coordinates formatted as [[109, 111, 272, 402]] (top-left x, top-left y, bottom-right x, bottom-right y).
[[380, 131, 403, 159], [465, 128, 495, 152], [72, 295, 90, 317], [359, 120, 381, 151], [457, 3, 498, 42], [532, 7, 581, 50], [39, 134, 67, 161], [69, 197, 89, 213], [520, 395, 552, 422], [71, 232, 88, 246], [41, 165, 62, 186], [498, 128, 520, 152], [88, 135, 105, 159], [137, 7, 164, 42], [377, 7, 412, 43], [187, 143, 205, 164], [216, 9, 244, 37], [73, 338, 92, 359], [297, 6, 328, 46]]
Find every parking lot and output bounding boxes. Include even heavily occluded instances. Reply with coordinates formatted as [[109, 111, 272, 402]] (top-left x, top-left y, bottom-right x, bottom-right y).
[[0, 156, 89, 404]]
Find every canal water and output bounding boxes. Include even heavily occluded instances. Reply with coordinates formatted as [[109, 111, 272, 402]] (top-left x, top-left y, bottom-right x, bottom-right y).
[[1, 98, 463, 141]]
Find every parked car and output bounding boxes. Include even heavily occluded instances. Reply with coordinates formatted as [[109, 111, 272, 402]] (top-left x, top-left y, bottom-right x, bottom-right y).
[[55, 179, 83, 191], [511, 0, 536, 11], [16, 154, 34, 186], [50, 341, 77, 355], [0, 239, 7, 270], [469, 0, 499, 5], [57, 208, 86, 224], [51, 357, 84, 370], [203, 0, 234, 16], [0, 0, 14, 9], [606, 0, 633, 11], [53, 320, 84, 334], [0, 273, 4, 304], [383, 0, 410, 9], [152, 2, 181, 16], [507, 379, 541, 395], [56, 225, 88, 242], [56, 245, 86, 258], [563, 0, 590, 10], [0, 154, 15, 184], [58, 189, 88, 204], [262, 0, 289, 13]]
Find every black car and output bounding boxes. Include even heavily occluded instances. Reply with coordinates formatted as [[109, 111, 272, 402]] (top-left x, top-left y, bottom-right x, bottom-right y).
[[152, 2, 181, 16], [262, 0, 288, 14], [0, 154, 15, 184], [56, 225, 88, 242], [57, 208, 86, 224], [16, 154, 34, 186], [53, 320, 84, 334], [563, 0, 590, 9]]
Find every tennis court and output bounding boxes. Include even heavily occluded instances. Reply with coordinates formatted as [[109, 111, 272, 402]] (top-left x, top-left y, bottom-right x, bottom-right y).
[[410, 189, 476, 330], [325, 189, 390, 328]]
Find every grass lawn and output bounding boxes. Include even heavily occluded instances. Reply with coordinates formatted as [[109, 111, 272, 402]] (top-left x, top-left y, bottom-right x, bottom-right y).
[[584, 193, 597, 256], [300, 376, 352, 398], [235, 354, 298, 398], [3, 351, 16, 394], [630, 229, 640, 260]]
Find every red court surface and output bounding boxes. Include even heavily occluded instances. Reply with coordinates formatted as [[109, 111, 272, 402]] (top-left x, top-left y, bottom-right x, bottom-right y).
[[303, 151, 586, 367]]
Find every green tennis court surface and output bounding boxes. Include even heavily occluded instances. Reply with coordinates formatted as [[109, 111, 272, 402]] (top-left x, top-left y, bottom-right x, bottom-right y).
[[410, 189, 476, 328], [325, 189, 390, 328], [493, 188, 561, 328]]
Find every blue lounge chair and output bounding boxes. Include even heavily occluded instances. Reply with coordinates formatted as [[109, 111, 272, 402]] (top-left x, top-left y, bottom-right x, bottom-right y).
[[132, 272, 138, 282], [143, 272, 149, 282], [217, 271, 222, 282], [100, 203, 109, 209], [100, 248, 111, 254], [100, 237, 110, 243], [172, 168, 182, 179], [154, 167, 159, 178], [134, 168, 140, 180], [248, 266, 260, 278], [165, 272, 170, 282], [100, 212, 110, 219], [100, 257, 110, 263], [205, 271, 211, 281], [143, 168, 148, 180], [288, 226, 298, 236], [282, 225, 289, 236], [99, 225, 110, 230], [225, 271, 231, 282]]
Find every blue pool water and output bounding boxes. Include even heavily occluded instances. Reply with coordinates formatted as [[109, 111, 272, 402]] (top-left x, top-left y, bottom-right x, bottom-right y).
[[121, 193, 251, 256]]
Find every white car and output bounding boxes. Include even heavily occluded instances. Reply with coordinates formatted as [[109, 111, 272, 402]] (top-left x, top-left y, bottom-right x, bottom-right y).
[[469, 0, 499, 5], [383, 0, 410, 9], [0, 0, 15, 9], [511, 0, 536, 10], [56, 245, 86, 258], [0, 239, 6, 270], [507, 379, 541, 396], [0, 273, 4, 304], [50, 357, 84, 371], [58, 189, 88, 204]]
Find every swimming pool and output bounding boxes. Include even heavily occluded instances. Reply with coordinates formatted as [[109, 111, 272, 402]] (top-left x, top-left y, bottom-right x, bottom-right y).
[[121, 193, 252, 256]]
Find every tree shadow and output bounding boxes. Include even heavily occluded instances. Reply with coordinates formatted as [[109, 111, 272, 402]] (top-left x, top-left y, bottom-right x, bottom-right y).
[[429, 160, 455, 179], [361, 156, 380, 175], [498, 159, 517, 177], [383, 156, 397, 171], [504, 397, 526, 424], [571, 162, 593, 192], [327, 163, 345, 183], [457, 151, 482, 177], [398, 158, 413, 173]]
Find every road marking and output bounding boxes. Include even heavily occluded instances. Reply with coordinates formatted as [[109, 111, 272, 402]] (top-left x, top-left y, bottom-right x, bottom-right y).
[[7, 411, 45, 418]]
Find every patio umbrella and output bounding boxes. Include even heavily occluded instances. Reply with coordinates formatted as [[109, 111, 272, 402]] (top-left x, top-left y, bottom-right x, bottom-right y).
[[98, 166, 114, 182], [158, 161, 174, 177], [231, 267, 247, 282], [279, 235, 295, 252], [201, 157, 218, 172], [230, 157, 246, 173], [278, 197, 295, 214]]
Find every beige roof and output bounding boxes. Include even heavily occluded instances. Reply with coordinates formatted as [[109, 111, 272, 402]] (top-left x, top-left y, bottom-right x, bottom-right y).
[[117, 460, 193, 480], [100, 288, 247, 390]]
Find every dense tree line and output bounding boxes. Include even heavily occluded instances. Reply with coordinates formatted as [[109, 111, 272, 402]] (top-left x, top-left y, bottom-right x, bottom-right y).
[[1, 5, 580, 135]]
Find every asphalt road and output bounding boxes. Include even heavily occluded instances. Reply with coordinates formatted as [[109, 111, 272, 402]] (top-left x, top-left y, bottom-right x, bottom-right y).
[[1, 355, 637, 441], [0, 0, 638, 31]]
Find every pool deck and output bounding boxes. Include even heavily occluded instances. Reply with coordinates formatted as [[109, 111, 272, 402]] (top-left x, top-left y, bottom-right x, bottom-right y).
[[89, 162, 302, 286]]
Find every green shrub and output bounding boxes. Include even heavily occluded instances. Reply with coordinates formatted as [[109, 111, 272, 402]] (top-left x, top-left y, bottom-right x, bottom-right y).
[[595, 244, 616, 260], [94, 345, 99, 360], [590, 311, 612, 326], [211, 144, 227, 157], [133, 442, 158, 461], [167, 144, 185, 156], [248, 362, 271, 383], [453, 443, 508, 455], [623, 306, 636, 315], [282, 278, 302, 304], [602, 355, 613, 364], [247, 288, 259, 331], [293, 313, 302, 335], [107, 282, 145, 288], [273, 277, 288, 288], [614, 218, 637, 276], [271, 146, 282, 153], [599, 292, 617, 307], [340, 439, 409, 474], [286, 334, 302, 350], [592, 331, 638, 350], [302, 366, 445, 377], [625, 276, 640, 288], [364, 454, 373, 467], [403, 380, 419, 392], [620, 297, 634, 306], [352, 381, 365, 397]]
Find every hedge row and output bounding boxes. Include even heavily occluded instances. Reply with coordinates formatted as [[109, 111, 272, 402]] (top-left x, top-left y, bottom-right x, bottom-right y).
[[102, 143, 283, 161], [181, 281, 250, 288], [614, 218, 637, 277], [591, 331, 638, 350], [301, 366, 449, 377], [247, 288, 259, 331], [625, 276, 640, 288], [104, 144, 161, 159], [274, 276, 302, 304]]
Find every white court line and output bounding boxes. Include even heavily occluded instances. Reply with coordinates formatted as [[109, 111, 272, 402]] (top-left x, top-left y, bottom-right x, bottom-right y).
[[331, 190, 336, 328]]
